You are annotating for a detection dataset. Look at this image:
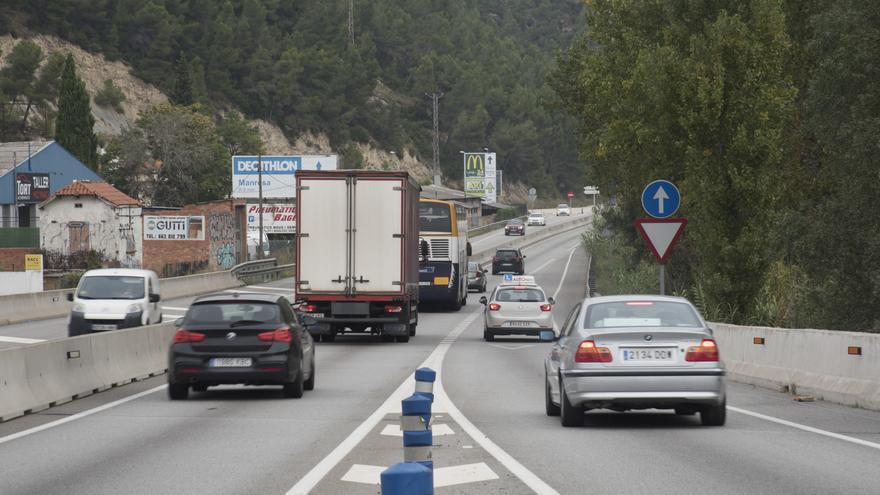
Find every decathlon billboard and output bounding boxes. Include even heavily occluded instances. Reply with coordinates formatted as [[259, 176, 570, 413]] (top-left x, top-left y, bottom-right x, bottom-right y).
[[231, 155, 337, 199]]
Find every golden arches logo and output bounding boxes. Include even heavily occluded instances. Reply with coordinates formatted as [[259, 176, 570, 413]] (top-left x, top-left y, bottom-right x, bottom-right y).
[[465, 154, 484, 177]]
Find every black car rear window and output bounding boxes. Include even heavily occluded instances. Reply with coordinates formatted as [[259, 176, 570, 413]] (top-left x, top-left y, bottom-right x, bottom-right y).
[[496, 250, 519, 259], [186, 302, 281, 324], [584, 301, 701, 328]]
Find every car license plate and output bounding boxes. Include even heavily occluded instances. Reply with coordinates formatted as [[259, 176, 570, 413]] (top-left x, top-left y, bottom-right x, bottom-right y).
[[507, 321, 534, 327], [621, 348, 675, 362], [210, 357, 252, 367], [92, 324, 117, 331], [419, 281, 431, 286], [305, 312, 323, 318]]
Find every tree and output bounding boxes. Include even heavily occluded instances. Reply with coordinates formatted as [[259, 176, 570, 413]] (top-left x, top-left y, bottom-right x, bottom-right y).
[[55, 54, 97, 169], [170, 52, 194, 106], [216, 111, 263, 156]]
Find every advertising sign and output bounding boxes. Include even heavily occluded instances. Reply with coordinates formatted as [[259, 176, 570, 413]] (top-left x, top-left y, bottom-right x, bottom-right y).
[[143, 215, 205, 241], [463, 152, 497, 202], [16, 173, 50, 203], [231, 155, 338, 199], [246, 203, 296, 234], [25, 254, 43, 271]]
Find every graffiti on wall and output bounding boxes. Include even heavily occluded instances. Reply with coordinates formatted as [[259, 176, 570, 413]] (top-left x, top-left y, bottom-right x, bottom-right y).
[[209, 213, 235, 241], [216, 243, 236, 269]]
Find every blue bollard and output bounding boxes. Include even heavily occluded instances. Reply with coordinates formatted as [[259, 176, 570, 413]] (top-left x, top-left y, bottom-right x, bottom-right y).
[[381, 462, 433, 495], [414, 367, 436, 401], [401, 393, 433, 469]]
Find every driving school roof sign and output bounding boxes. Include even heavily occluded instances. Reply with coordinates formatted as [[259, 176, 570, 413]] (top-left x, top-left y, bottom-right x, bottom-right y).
[[231, 155, 337, 199]]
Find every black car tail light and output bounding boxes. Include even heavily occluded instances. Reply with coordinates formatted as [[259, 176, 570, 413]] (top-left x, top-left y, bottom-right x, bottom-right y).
[[174, 330, 205, 343], [258, 325, 293, 344]]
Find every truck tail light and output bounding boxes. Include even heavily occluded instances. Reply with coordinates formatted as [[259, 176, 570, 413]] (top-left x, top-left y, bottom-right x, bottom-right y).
[[540, 304, 552, 312], [258, 325, 293, 343], [302, 303, 318, 313], [686, 339, 719, 362], [488, 303, 501, 311], [384, 305, 403, 313], [173, 330, 205, 343], [575, 340, 612, 363]]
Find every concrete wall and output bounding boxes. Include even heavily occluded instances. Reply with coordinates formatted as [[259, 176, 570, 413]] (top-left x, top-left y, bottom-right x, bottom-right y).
[[142, 200, 247, 277], [39, 196, 143, 268], [712, 323, 880, 410], [0, 321, 176, 422], [0, 271, 43, 295]]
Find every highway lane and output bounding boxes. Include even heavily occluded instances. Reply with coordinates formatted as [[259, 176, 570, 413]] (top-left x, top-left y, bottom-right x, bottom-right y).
[[0, 208, 590, 350], [443, 232, 880, 494], [0, 226, 589, 495]]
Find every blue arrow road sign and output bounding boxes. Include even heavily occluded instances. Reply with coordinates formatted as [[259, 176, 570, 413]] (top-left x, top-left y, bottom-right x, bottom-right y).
[[641, 180, 680, 218]]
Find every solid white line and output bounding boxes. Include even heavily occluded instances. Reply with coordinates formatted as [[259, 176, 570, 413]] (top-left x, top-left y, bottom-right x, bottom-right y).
[[552, 246, 579, 300], [286, 310, 482, 495], [530, 258, 556, 275], [161, 306, 189, 311], [0, 336, 45, 344], [728, 406, 880, 451], [0, 384, 167, 446], [246, 285, 294, 291]]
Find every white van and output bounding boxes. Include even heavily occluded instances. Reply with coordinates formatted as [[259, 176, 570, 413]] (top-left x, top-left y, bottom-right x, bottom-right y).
[[67, 269, 162, 336]]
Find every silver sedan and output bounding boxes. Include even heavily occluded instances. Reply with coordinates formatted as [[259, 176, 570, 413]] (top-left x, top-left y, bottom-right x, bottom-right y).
[[480, 278, 555, 341], [544, 295, 726, 427]]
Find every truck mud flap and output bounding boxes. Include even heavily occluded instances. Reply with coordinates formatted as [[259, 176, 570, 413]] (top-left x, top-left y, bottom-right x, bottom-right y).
[[383, 323, 408, 336]]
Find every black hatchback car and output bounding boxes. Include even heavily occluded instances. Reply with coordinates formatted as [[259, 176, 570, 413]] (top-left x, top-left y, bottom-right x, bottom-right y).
[[492, 248, 526, 275], [167, 292, 316, 400]]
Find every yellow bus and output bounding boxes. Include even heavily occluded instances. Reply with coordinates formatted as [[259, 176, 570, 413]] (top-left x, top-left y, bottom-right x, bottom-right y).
[[418, 199, 470, 310]]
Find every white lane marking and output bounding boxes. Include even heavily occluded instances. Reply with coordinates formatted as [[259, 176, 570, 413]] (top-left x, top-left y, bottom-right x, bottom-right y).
[[0, 384, 167, 446], [161, 306, 189, 311], [341, 462, 498, 488], [530, 258, 556, 275], [488, 343, 537, 351], [245, 285, 294, 291], [380, 423, 455, 437], [552, 246, 580, 300], [0, 336, 45, 344], [285, 310, 482, 494], [162, 314, 184, 319], [729, 406, 880, 451]]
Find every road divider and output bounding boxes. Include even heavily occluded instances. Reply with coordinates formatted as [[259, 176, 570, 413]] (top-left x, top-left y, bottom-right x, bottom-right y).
[[0, 322, 175, 422], [471, 213, 592, 267], [711, 323, 880, 411]]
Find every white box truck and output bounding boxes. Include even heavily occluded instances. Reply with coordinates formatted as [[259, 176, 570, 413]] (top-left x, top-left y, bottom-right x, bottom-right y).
[[295, 170, 420, 343]]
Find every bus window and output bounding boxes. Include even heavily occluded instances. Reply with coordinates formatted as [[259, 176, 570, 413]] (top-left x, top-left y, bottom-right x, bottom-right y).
[[419, 203, 453, 233]]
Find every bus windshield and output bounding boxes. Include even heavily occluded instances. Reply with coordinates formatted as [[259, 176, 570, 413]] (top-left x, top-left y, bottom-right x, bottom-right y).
[[419, 203, 453, 233]]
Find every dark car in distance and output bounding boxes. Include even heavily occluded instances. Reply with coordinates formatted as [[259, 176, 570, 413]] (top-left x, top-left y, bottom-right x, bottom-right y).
[[504, 218, 526, 236], [167, 292, 316, 400], [467, 261, 488, 292], [492, 248, 526, 275]]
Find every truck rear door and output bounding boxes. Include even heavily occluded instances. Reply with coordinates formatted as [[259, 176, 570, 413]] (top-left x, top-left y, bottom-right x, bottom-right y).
[[298, 177, 348, 292], [352, 177, 403, 293]]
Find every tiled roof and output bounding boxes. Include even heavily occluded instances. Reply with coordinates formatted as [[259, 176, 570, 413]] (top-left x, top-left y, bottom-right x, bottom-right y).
[[52, 180, 140, 207], [0, 140, 53, 176]]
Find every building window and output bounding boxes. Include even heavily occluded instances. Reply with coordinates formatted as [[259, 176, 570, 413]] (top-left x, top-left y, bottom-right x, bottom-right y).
[[74, 203, 83, 208]]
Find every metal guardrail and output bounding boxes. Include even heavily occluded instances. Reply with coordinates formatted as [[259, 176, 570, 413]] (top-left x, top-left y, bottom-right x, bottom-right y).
[[231, 258, 295, 284]]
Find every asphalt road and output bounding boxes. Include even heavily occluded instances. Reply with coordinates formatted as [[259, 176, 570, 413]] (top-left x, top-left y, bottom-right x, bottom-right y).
[[0, 208, 590, 351], [2, 224, 880, 494]]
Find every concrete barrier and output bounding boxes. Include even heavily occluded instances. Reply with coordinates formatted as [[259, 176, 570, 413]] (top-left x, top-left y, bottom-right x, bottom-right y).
[[712, 323, 880, 410], [0, 270, 244, 326], [0, 322, 176, 422], [472, 212, 593, 265]]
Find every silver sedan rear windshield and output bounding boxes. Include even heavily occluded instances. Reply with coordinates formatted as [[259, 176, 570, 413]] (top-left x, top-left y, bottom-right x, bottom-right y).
[[585, 301, 701, 328], [495, 288, 545, 302]]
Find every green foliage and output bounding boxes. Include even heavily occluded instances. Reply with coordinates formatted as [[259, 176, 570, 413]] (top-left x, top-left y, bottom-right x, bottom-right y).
[[55, 54, 98, 168], [216, 111, 263, 156], [12, 0, 586, 195], [583, 226, 659, 297], [495, 207, 520, 221], [0, 41, 64, 140], [93, 79, 126, 112]]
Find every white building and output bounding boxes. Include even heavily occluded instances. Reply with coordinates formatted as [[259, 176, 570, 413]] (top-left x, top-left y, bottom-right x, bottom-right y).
[[38, 180, 143, 268]]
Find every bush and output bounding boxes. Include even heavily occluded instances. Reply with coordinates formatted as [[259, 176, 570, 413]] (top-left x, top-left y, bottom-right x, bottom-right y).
[[495, 207, 521, 221], [94, 79, 126, 112]]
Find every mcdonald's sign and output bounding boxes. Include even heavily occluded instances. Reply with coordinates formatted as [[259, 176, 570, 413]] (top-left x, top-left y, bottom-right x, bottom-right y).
[[464, 153, 485, 178]]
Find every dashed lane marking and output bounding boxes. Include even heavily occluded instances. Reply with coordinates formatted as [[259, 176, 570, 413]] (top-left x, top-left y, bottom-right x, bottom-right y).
[[488, 343, 537, 351], [729, 406, 880, 451], [161, 306, 189, 311], [530, 258, 556, 274], [380, 423, 456, 437]]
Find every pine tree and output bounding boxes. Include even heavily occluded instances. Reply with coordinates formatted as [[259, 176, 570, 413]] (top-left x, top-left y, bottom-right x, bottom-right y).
[[171, 52, 194, 105], [55, 54, 97, 169]]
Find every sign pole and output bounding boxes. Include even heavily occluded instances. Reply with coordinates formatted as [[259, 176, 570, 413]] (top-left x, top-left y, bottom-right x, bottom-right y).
[[659, 265, 665, 295], [257, 153, 264, 260]]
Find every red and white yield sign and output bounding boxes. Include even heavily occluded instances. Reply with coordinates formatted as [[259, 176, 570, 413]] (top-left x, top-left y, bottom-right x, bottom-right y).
[[635, 218, 687, 264]]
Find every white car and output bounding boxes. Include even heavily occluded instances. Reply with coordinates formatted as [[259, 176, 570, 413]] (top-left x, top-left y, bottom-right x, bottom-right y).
[[479, 275, 555, 341], [556, 204, 571, 216], [527, 212, 546, 226], [67, 269, 162, 336]]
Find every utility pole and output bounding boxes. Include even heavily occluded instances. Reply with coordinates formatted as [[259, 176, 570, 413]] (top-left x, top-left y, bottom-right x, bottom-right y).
[[348, 0, 355, 47], [257, 153, 265, 260], [425, 92, 444, 186]]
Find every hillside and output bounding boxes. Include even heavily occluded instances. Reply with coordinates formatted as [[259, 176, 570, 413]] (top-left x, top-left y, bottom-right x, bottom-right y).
[[1, 0, 585, 199]]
